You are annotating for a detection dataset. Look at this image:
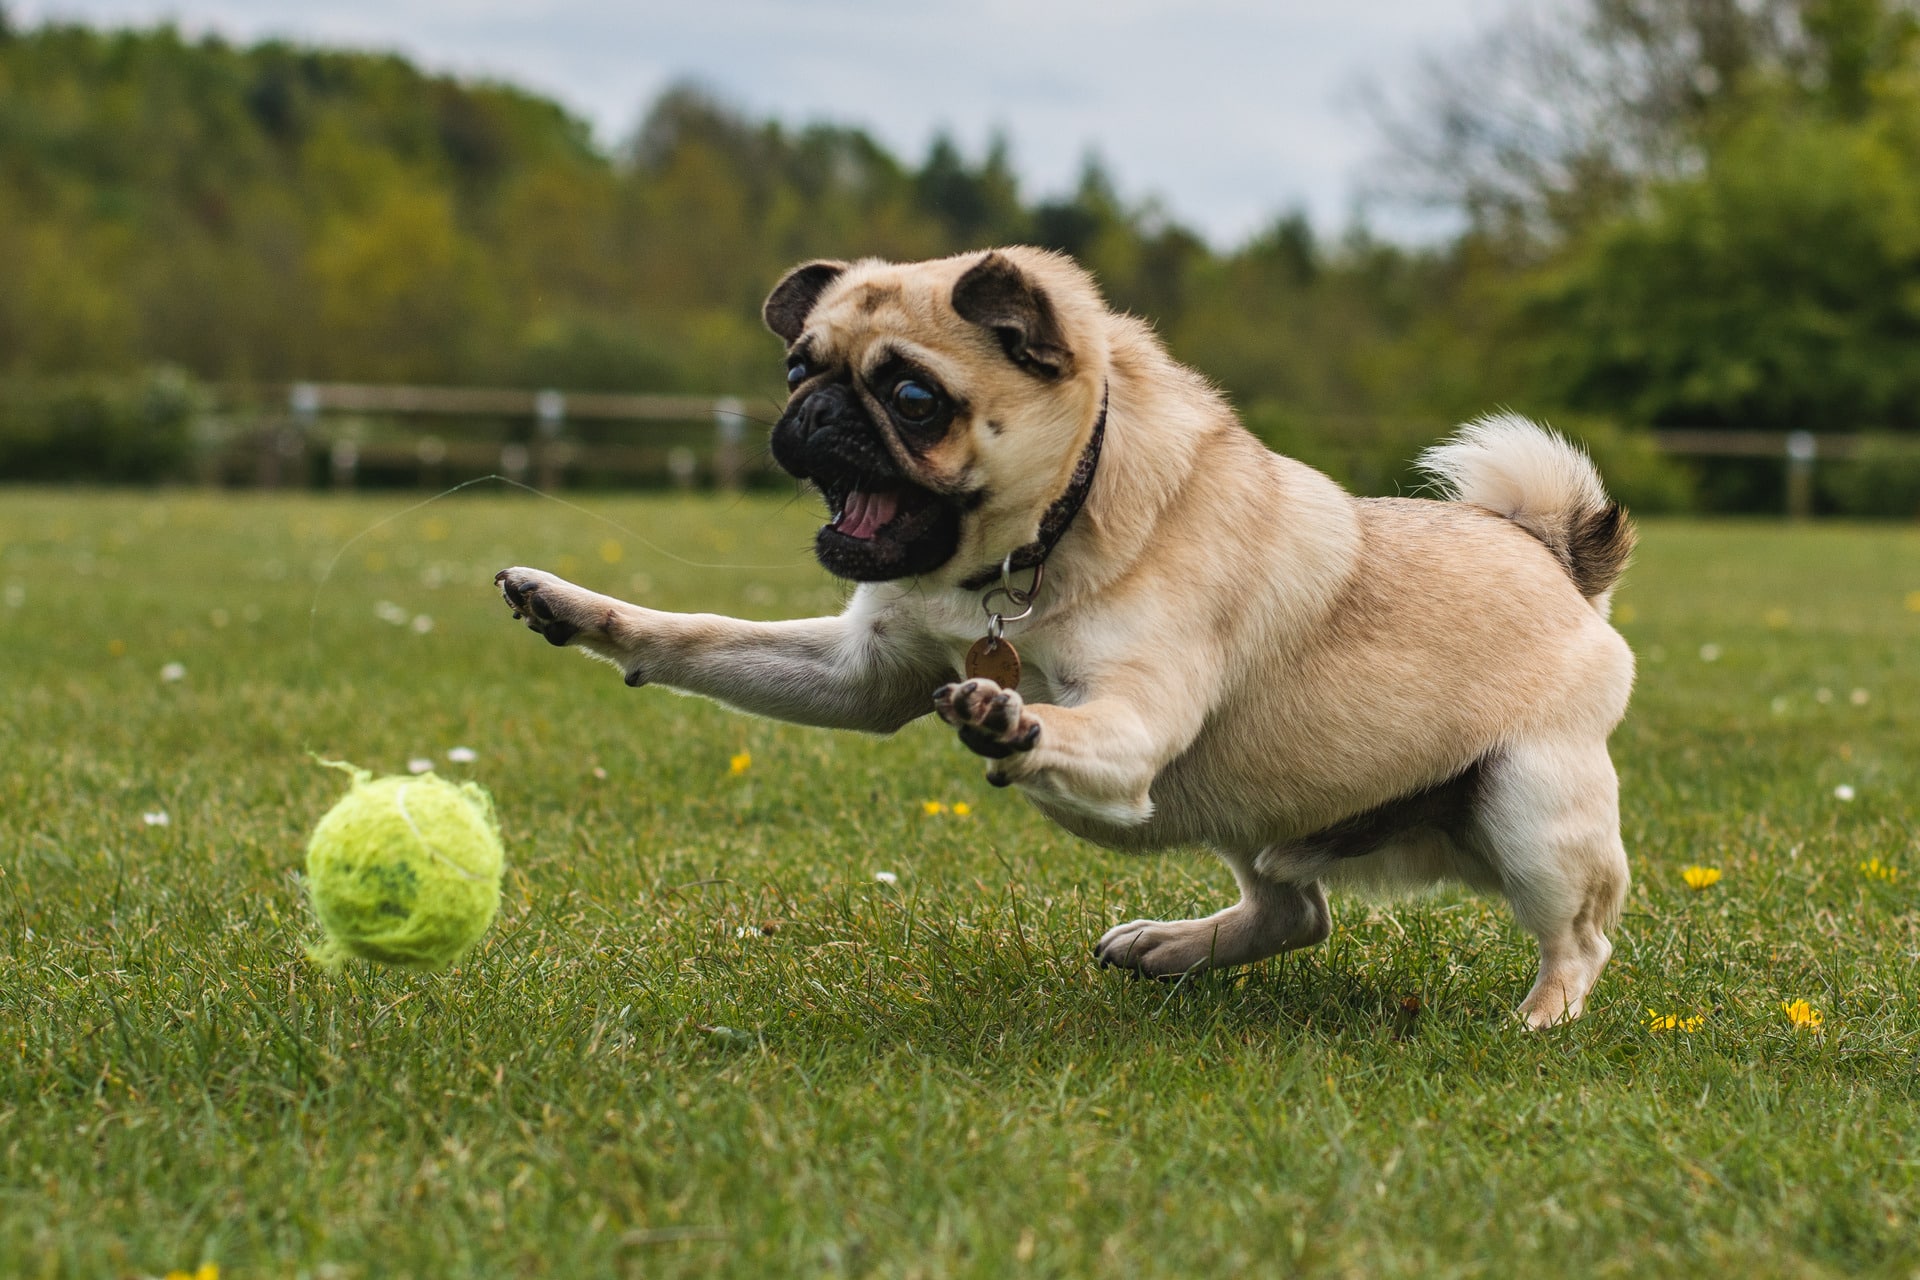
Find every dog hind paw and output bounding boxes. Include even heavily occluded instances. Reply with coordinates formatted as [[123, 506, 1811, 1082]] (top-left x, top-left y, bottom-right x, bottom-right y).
[[1092, 917, 1223, 979]]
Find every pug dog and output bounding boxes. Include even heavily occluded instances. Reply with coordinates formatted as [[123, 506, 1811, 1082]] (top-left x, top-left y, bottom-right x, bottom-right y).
[[495, 247, 1636, 1029]]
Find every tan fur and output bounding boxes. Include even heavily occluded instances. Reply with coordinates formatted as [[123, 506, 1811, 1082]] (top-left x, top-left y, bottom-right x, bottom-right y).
[[497, 246, 1636, 1029]]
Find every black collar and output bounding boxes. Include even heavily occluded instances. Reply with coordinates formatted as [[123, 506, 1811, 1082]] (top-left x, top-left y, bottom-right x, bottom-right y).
[[957, 384, 1108, 592]]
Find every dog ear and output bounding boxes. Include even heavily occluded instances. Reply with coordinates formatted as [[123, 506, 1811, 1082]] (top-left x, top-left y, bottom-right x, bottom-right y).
[[763, 260, 849, 343], [951, 252, 1075, 380]]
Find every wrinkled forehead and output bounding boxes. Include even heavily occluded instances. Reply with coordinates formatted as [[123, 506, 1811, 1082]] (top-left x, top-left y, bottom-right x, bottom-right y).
[[804, 263, 984, 382]]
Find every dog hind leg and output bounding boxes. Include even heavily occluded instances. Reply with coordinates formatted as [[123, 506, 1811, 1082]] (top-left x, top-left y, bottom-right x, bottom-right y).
[[1473, 738, 1629, 1029], [1094, 851, 1331, 978]]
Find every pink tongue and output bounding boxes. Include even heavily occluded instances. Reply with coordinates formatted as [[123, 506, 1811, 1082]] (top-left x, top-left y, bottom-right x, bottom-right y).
[[841, 489, 899, 540]]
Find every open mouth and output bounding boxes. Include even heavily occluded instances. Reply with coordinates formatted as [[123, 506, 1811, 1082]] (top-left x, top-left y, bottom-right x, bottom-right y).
[[814, 474, 961, 581], [829, 487, 902, 541]]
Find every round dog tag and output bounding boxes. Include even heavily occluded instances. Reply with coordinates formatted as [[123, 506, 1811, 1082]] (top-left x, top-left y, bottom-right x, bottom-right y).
[[964, 636, 1022, 689]]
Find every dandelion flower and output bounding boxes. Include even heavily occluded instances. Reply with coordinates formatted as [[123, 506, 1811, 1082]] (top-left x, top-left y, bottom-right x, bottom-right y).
[[1906, 590, 1920, 613], [952, 802, 972, 817], [921, 800, 947, 816], [1834, 784, 1856, 802], [1681, 865, 1721, 891], [159, 661, 187, 682], [729, 751, 751, 776], [108, 639, 127, 657], [599, 539, 624, 564], [873, 870, 899, 885], [446, 746, 478, 764], [1782, 999, 1824, 1031], [1859, 857, 1902, 883], [1647, 1010, 1704, 1033], [165, 1266, 219, 1280]]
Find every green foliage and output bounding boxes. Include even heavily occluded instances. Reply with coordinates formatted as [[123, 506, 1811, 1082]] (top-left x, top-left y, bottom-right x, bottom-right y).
[[1529, 101, 1920, 431], [0, 21, 1477, 430], [1820, 433, 1920, 515], [0, 366, 204, 481]]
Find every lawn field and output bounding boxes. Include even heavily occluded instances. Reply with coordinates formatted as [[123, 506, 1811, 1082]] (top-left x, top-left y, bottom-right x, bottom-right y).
[[3, 489, 1919, 1279]]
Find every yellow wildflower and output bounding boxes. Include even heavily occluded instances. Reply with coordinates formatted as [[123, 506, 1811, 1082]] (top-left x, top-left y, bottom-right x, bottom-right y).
[[599, 538, 624, 564], [921, 800, 948, 816], [729, 751, 751, 776], [952, 802, 972, 816], [1781, 999, 1824, 1030], [1681, 865, 1722, 891], [1906, 590, 1920, 613], [1647, 1010, 1704, 1033], [165, 1266, 218, 1280], [1860, 857, 1903, 883]]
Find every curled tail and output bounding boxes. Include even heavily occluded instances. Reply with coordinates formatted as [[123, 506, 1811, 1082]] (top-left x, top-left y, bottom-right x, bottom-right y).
[[1418, 413, 1635, 607]]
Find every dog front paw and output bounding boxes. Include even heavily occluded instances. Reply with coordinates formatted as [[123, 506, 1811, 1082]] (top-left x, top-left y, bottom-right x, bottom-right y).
[[933, 678, 1040, 761], [495, 567, 604, 650]]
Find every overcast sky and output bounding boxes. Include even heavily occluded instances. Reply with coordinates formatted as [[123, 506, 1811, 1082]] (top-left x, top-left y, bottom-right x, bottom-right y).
[[14, 0, 1519, 245]]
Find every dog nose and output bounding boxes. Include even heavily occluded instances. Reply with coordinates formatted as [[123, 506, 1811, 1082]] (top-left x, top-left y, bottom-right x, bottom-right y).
[[792, 384, 851, 441]]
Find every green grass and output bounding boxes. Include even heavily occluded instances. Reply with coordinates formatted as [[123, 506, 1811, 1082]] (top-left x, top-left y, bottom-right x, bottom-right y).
[[3, 489, 1919, 1279]]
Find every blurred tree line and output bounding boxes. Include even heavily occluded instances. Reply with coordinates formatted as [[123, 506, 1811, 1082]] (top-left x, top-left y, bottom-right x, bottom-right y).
[[3, 1, 1919, 511]]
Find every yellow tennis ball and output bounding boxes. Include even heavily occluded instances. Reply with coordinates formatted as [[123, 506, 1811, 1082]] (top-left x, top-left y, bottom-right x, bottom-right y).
[[304, 763, 504, 971]]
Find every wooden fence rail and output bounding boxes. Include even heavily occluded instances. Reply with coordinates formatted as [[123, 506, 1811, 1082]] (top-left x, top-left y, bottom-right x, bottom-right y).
[[243, 382, 760, 491], [226, 383, 1895, 516]]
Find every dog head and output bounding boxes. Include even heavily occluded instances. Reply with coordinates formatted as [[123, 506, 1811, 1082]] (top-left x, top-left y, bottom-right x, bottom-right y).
[[763, 247, 1109, 583]]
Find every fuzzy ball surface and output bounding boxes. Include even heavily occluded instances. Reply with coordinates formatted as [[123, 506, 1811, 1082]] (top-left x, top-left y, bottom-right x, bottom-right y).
[[305, 766, 504, 970]]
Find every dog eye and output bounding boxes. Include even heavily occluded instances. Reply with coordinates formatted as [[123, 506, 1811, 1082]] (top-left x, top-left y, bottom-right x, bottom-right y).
[[786, 361, 809, 390], [889, 379, 939, 421]]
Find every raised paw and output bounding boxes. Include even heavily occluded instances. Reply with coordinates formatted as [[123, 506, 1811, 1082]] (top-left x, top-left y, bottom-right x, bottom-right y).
[[495, 564, 599, 644], [932, 678, 1040, 760]]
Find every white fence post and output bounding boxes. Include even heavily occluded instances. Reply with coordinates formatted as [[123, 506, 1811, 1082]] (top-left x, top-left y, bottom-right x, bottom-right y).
[[713, 396, 745, 490], [1785, 430, 1817, 520]]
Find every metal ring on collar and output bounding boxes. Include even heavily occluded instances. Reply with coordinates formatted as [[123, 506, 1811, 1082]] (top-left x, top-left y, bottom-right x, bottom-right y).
[[999, 553, 1042, 606], [979, 554, 1043, 628]]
